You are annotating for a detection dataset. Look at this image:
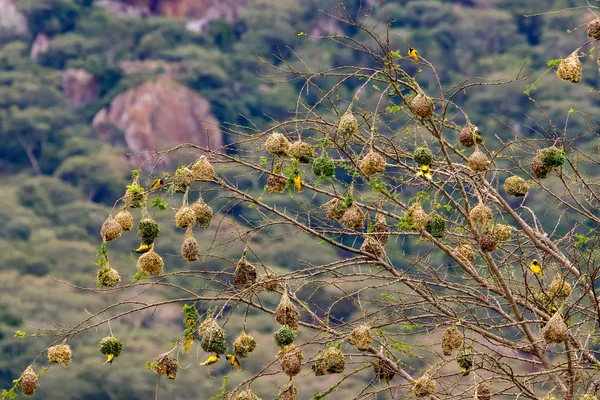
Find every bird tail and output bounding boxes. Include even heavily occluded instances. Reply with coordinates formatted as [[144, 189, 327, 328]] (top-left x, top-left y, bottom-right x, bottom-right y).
[[104, 354, 116, 365]]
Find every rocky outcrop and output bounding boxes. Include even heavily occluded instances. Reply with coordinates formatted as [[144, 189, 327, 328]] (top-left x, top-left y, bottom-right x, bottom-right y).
[[95, 0, 150, 17], [61, 69, 99, 107], [30, 33, 50, 60], [0, 0, 29, 39], [92, 76, 222, 166]]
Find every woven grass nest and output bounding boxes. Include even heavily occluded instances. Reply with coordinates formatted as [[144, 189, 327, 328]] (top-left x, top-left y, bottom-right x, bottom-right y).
[[97, 264, 121, 287], [410, 91, 434, 120], [191, 198, 213, 228], [373, 213, 390, 245], [453, 244, 475, 266], [173, 167, 194, 193], [414, 374, 437, 398], [425, 213, 445, 238], [549, 276, 572, 301], [48, 343, 71, 367], [373, 358, 396, 383], [276, 381, 298, 400], [441, 325, 463, 356], [175, 206, 196, 229], [479, 233, 497, 252], [280, 344, 303, 377], [232, 388, 262, 400], [588, 18, 600, 39], [275, 291, 300, 330], [137, 217, 160, 245], [312, 345, 345, 376], [265, 132, 291, 156], [114, 209, 134, 231], [468, 148, 490, 172], [459, 123, 482, 148], [349, 324, 372, 351], [287, 140, 315, 164], [407, 204, 428, 230], [153, 351, 178, 379], [267, 172, 287, 194], [360, 238, 385, 259], [413, 146, 433, 165], [234, 254, 257, 287], [532, 150, 552, 179], [557, 51, 581, 83], [100, 215, 123, 241], [339, 203, 365, 231], [233, 331, 257, 358], [360, 150, 386, 176], [543, 312, 569, 344], [274, 324, 296, 347], [20, 366, 39, 396], [337, 109, 359, 139], [475, 381, 492, 400], [181, 234, 199, 262], [504, 176, 528, 197], [491, 224, 511, 242], [323, 198, 345, 221], [469, 202, 492, 228], [192, 155, 216, 181], [137, 249, 164, 276], [199, 316, 228, 355]]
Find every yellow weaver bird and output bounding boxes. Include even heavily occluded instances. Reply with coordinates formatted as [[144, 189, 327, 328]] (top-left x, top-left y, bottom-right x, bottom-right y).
[[183, 335, 194, 353], [103, 354, 116, 365], [530, 259, 543, 277], [151, 178, 165, 191], [200, 354, 220, 366], [293, 175, 304, 193], [416, 164, 433, 180], [132, 242, 153, 254], [408, 47, 419, 63], [226, 354, 242, 371]]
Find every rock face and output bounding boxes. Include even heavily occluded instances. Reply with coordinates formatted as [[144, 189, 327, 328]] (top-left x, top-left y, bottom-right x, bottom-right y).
[[62, 69, 99, 107], [30, 33, 50, 60], [92, 76, 222, 165], [0, 0, 29, 39]]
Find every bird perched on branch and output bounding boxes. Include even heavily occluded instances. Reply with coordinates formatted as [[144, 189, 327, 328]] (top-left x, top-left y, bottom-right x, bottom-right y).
[[530, 259, 543, 277], [151, 178, 165, 191], [416, 164, 433, 180], [408, 47, 419, 64], [200, 354, 220, 366], [226, 354, 242, 371]]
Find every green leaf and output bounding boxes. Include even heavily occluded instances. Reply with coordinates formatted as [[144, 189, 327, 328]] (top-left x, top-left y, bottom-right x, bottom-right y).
[[150, 197, 168, 211], [13, 330, 26, 339], [132, 271, 149, 283]]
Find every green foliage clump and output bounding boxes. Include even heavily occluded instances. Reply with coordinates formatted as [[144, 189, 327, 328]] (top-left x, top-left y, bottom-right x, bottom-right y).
[[98, 336, 123, 359], [425, 213, 445, 238], [273, 325, 296, 347], [183, 304, 201, 340], [137, 217, 160, 245], [413, 146, 433, 165], [312, 154, 335, 180], [540, 146, 566, 168]]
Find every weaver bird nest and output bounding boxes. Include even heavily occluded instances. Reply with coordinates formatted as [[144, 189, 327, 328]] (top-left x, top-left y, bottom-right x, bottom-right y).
[[457, 346, 474, 374], [99, 336, 123, 360], [287, 140, 315, 164], [580, 395, 599, 400], [234, 254, 257, 287], [173, 167, 194, 194], [275, 292, 300, 330], [199, 316, 227, 354], [373, 359, 396, 383], [549, 276, 572, 301], [257, 273, 280, 292], [469, 202, 492, 228], [274, 325, 296, 347], [349, 325, 372, 351], [312, 345, 345, 376], [425, 213, 446, 238], [124, 184, 146, 208], [491, 224, 512, 242], [233, 332, 257, 358], [97, 264, 121, 287], [588, 18, 600, 39], [540, 146, 566, 168], [339, 203, 365, 231], [323, 198, 345, 221], [192, 155, 215, 181], [191, 198, 213, 228], [153, 351, 178, 379], [441, 326, 463, 356], [100, 215, 122, 241], [414, 374, 437, 397], [114, 209, 133, 231], [557, 51, 581, 83], [453, 245, 475, 266], [20, 366, 39, 396], [48, 343, 71, 367], [360, 151, 386, 176], [413, 146, 433, 165], [543, 312, 569, 344], [266, 172, 287, 193], [280, 344, 303, 377], [504, 176, 528, 197], [373, 213, 390, 244], [459, 123, 482, 148], [407, 204, 428, 230], [532, 151, 552, 179], [175, 206, 196, 229], [232, 388, 261, 400], [337, 109, 359, 139], [410, 91, 434, 120], [137, 217, 160, 245], [312, 154, 335, 179], [276, 381, 297, 400], [264, 132, 290, 157], [475, 381, 492, 400], [468, 149, 490, 172], [360, 238, 385, 259], [181, 235, 199, 262], [479, 233, 497, 252], [137, 249, 164, 276]]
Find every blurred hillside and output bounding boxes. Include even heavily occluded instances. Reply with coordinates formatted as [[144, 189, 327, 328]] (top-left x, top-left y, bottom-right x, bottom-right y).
[[0, 0, 595, 398]]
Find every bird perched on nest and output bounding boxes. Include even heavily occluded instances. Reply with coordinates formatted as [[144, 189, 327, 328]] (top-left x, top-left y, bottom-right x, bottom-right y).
[[132, 242, 153, 254], [530, 259, 543, 277], [408, 47, 419, 63], [416, 164, 433, 180], [200, 354, 220, 366], [226, 354, 242, 371]]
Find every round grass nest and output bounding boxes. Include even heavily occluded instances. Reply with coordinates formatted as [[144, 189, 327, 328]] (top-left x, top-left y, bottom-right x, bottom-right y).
[[540, 146, 566, 168], [532, 151, 552, 179], [265, 132, 291, 157], [337, 110, 359, 139], [469, 203, 492, 228], [173, 167, 194, 194], [459, 123, 482, 148], [581, 395, 599, 400], [191, 198, 213, 228], [360, 238, 385, 259], [414, 374, 436, 398], [557, 51, 581, 83], [100, 215, 123, 241], [453, 245, 475, 266], [468, 149, 490, 172], [479, 233, 497, 252], [504, 176, 528, 197], [287, 140, 315, 164], [274, 324, 296, 347], [124, 184, 146, 208], [20, 366, 39, 396], [407, 204, 428, 230], [97, 264, 121, 287], [360, 151, 386, 176], [373, 213, 390, 245], [234, 255, 257, 287], [137, 217, 160, 245], [257, 273, 280, 292], [410, 91, 434, 120], [181, 235, 199, 262], [99, 336, 123, 360], [349, 325, 372, 351], [137, 249, 164, 276], [312, 155, 335, 179], [339, 203, 365, 231], [373, 358, 396, 383], [312, 345, 345, 376], [233, 388, 262, 400], [276, 381, 298, 400], [275, 292, 300, 330], [267, 173, 287, 194], [543, 395, 558, 400], [549, 276, 572, 301], [543, 312, 569, 344], [323, 198, 345, 221], [199, 316, 228, 354], [114, 209, 134, 231], [491, 224, 512, 242], [153, 351, 178, 379], [588, 18, 600, 39], [441, 326, 463, 356], [456, 346, 474, 375], [233, 332, 257, 358], [192, 155, 215, 181], [425, 213, 446, 238], [413, 146, 433, 165], [48, 343, 71, 367], [280, 344, 303, 377], [475, 381, 492, 400], [175, 206, 197, 229]]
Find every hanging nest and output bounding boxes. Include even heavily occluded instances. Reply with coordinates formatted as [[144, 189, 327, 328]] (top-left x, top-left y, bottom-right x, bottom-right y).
[[312, 345, 345, 376], [581, 395, 599, 400], [48, 343, 71, 367], [99, 336, 123, 362], [475, 381, 492, 400], [491, 224, 512, 242], [557, 51, 581, 83], [114, 209, 134, 231], [100, 215, 123, 241], [323, 198, 345, 221], [459, 123, 482, 148], [97, 264, 121, 287], [407, 204, 428, 230], [124, 183, 146, 208], [192, 155, 216, 181], [349, 325, 372, 351], [153, 351, 178, 379], [137, 217, 160, 245], [543, 312, 569, 344], [339, 203, 365, 231], [543, 395, 558, 400], [191, 198, 213, 228], [274, 325, 297, 347], [312, 154, 336, 179], [479, 233, 497, 252], [456, 346, 474, 375], [441, 326, 463, 356], [373, 358, 396, 383], [265, 132, 291, 157], [540, 146, 566, 168], [453, 245, 475, 266], [20, 366, 38, 396], [275, 292, 300, 330], [360, 151, 386, 176], [276, 381, 298, 400], [173, 167, 195, 194], [410, 91, 434, 120], [232, 388, 261, 400], [468, 149, 490, 172], [532, 151, 552, 179], [360, 238, 385, 259], [413, 146, 433, 165], [549, 276, 572, 301], [425, 213, 446, 239], [588, 18, 600, 39], [469, 203, 492, 228], [287, 140, 315, 164], [234, 253, 258, 287], [175, 206, 197, 229], [504, 176, 528, 197], [267, 172, 287, 194], [137, 249, 164, 276], [199, 316, 228, 355], [337, 109, 359, 139], [257, 273, 281, 292], [181, 234, 199, 262], [280, 344, 303, 377], [373, 213, 390, 245], [233, 332, 257, 358], [414, 374, 436, 398]]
